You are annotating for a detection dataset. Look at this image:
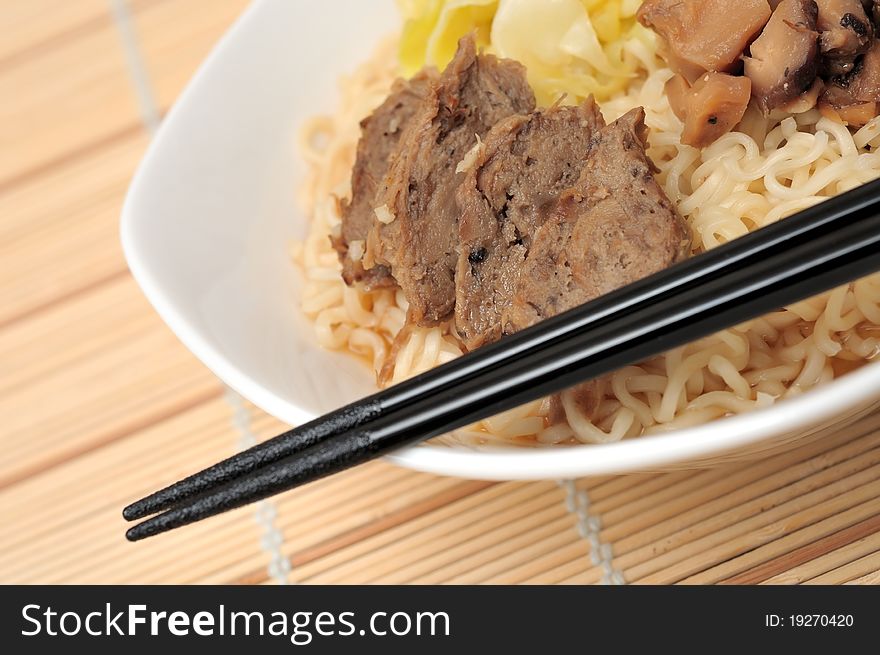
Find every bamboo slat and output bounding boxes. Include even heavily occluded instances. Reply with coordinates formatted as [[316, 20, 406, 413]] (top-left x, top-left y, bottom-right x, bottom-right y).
[[304, 485, 567, 584], [0, 133, 147, 325], [447, 518, 585, 584], [518, 546, 598, 584], [844, 569, 880, 584], [133, 0, 251, 109], [812, 551, 880, 585], [394, 505, 577, 584], [760, 531, 880, 584], [0, 276, 223, 487], [609, 430, 880, 560], [0, 18, 141, 187], [680, 495, 880, 584], [603, 422, 878, 548], [0, 0, 109, 70], [559, 569, 605, 585], [290, 482, 536, 581]]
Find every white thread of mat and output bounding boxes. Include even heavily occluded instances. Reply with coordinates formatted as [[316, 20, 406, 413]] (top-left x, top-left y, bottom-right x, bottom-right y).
[[107, 0, 161, 134], [225, 388, 292, 584], [109, 0, 292, 584], [561, 480, 626, 584]]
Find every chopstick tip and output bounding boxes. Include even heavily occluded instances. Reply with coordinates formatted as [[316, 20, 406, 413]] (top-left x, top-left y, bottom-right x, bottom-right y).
[[125, 516, 168, 542], [122, 502, 143, 521], [125, 524, 148, 542]]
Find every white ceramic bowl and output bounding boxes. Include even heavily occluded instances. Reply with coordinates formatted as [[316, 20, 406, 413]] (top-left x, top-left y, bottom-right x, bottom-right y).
[[121, 0, 880, 480]]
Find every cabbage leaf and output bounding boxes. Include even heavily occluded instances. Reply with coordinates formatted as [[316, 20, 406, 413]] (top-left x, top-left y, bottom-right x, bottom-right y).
[[397, 0, 654, 103]]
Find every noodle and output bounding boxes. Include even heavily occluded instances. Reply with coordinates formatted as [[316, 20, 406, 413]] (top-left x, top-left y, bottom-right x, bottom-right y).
[[294, 31, 880, 448]]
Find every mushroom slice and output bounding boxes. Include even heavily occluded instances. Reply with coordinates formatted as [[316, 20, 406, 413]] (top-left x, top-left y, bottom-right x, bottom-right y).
[[665, 74, 692, 121], [816, 0, 873, 76], [667, 72, 752, 148], [842, 38, 880, 102], [638, 0, 772, 81], [779, 77, 824, 112], [818, 84, 878, 125], [820, 38, 880, 125], [744, 0, 820, 113]]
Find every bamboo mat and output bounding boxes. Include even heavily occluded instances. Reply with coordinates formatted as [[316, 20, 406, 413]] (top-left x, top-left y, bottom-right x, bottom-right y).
[[2, 0, 879, 586]]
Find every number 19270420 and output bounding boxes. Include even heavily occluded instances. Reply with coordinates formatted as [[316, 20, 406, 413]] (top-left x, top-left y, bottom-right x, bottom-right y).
[[765, 614, 854, 627]]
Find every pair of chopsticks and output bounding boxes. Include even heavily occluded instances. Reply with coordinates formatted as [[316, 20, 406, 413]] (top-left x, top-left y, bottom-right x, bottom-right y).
[[124, 177, 880, 541]]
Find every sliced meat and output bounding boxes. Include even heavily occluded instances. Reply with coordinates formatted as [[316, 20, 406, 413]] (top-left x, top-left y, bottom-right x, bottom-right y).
[[333, 69, 437, 288], [363, 35, 536, 325], [547, 379, 606, 430], [816, 0, 873, 76], [637, 0, 772, 81], [453, 99, 606, 350], [744, 0, 820, 112], [666, 72, 752, 147], [547, 383, 605, 424], [457, 108, 686, 429], [504, 108, 691, 334]]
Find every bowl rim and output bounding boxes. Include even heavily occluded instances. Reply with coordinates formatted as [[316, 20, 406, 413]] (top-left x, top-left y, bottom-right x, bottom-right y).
[[121, 0, 880, 481]]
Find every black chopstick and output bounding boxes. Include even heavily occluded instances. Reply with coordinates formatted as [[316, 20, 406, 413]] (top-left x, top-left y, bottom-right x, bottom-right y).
[[124, 178, 880, 522], [125, 179, 880, 540]]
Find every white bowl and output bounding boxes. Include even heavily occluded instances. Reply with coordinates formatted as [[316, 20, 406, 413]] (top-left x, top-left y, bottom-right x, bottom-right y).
[[121, 0, 880, 480]]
